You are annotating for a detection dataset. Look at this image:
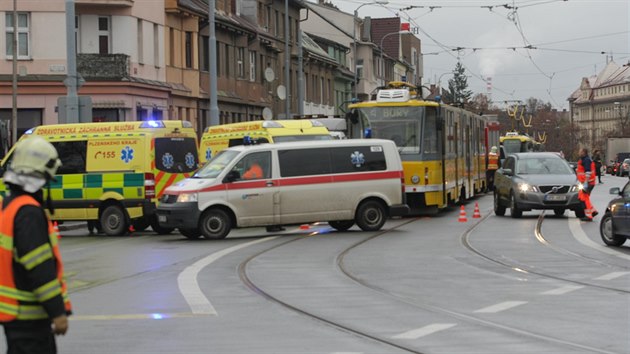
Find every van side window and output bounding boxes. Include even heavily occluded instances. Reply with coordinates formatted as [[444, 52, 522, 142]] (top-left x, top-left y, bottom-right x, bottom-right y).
[[331, 146, 386, 173], [233, 151, 271, 180], [52, 141, 87, 174], [279, 148, 331, 177], [155, 137, 199, 173]]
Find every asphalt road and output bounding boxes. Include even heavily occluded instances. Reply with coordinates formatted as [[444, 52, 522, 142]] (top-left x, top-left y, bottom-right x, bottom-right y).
[[1, 174, 629, 353]]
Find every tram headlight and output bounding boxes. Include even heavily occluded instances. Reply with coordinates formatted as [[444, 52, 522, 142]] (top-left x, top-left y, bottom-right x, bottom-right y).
[[411, 175, 420, 184]]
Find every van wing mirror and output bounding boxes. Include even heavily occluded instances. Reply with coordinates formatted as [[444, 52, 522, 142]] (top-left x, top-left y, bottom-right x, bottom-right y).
[[501, 168, 513, 176], [223, 170, 240, 183]]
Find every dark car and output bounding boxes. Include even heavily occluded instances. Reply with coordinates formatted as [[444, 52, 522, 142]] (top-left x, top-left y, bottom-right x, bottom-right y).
[[494, 152, 585, 218], [618, 158, 630, 176], [600, 183, 630, 246]]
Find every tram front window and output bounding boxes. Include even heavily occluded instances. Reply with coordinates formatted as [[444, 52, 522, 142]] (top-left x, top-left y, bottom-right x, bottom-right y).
[[502, 139, 523, 155], [357, 106, 423, 154]]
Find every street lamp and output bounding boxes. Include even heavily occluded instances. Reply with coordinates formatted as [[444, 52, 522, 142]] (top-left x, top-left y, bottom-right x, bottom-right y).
[[379, 31, 406, 86], [353, 0, 388, 98]]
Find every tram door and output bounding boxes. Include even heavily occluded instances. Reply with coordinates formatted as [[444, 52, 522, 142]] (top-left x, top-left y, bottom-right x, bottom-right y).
[[464, 117, 473, 199]]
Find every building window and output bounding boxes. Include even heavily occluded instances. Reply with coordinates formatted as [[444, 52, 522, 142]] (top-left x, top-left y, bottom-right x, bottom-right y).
[[237, 47, 245, 78], [5, 12, 30, 59], [265, 6, 271, 32], [320, 77, 325, 104], [275, 10, 280, 37], [185, 31, 193, 68], [98, 16, 111, 54], [249, 50, 256, 82], [357, 59, 364, 79], [201, 36, 209, 71], [225, 43, 230, 76], [153, 24, 160, 68], [169, 28, 175, 66], [137, 19, 144, 64]]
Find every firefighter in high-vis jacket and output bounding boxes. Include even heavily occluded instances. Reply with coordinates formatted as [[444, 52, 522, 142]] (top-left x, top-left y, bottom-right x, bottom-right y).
[[0, 136, 72, 353], [576, 147, 599, 221]]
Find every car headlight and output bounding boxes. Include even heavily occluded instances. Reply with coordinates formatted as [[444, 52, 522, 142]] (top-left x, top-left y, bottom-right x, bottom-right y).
[[518, 183, 538, 193], [570, 183, 584, 192], [176, 193, 198, 203]]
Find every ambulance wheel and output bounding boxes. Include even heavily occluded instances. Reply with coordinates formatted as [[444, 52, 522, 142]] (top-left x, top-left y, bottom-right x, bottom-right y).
[[200, 209, 231, 240], [328, 220, 355, 232], [150, 216, 174, 235], [100, 205, 128, 236], [179, 228, 201, 239], [355, 200, 386, 232]]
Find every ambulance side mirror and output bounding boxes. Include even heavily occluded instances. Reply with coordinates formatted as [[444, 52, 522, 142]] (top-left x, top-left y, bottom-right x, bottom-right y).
[[223, 170, 241, 183]]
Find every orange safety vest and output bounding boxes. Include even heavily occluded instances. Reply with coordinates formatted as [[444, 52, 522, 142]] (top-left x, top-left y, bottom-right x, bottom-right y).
[[577, 159, 596, 185], [488, 152, 499, 170], [0, 195, 72, 322]]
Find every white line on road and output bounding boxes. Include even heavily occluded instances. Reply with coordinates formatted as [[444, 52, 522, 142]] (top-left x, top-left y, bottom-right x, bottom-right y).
[[540, 285, 584, 295], [569, 218, 630, 261], [391, 323, 457, 339], [594, 271, 630, 280], [178, 237, 277, 316], [473, 301, 527, 313]]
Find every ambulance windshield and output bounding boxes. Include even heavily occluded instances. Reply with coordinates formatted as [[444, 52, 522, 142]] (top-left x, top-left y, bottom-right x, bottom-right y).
[[194, 150, 240, 178]]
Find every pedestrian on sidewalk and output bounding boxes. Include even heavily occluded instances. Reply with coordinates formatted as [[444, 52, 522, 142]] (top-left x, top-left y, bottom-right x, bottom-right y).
[[593, 149, 603, 183], [0, 136, 72, 354]]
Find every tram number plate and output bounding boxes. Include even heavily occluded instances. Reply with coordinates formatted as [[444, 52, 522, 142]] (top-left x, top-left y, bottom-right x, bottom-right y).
[[545, 194, 566, 201]]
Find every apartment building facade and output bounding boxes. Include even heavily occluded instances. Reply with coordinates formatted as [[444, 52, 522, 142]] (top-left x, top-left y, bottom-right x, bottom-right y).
[[568, 60, 630, 152]]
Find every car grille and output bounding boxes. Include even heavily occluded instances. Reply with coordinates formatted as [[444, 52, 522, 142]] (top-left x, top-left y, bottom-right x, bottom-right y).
[[539, 185, 570, 194], [161, 194, 178, 204]]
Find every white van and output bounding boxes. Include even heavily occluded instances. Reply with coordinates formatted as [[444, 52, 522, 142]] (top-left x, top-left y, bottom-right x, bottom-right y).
[[156, 139, 409, 239]]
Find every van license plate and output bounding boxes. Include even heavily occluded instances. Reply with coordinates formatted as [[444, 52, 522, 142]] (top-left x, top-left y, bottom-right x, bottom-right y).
[[158, 215, 167, 223], [545, 195, 566, 201]]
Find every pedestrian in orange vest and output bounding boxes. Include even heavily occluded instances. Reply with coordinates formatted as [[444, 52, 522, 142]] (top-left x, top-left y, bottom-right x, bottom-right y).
[[487, 146, 500, 191], [0, 136, 72, 353], [576, 147, 598, 221]]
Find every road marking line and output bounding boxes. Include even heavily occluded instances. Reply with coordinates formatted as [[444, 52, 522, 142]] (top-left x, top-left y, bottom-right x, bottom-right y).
[[178, 236, 277, 316], [72, 312, 209, 321], [569, 218, 630, 261], [391, 323, 457, 339], [474, 301, 527, 313], [594, 271, 630, 280], [541, 285, 584, 295]]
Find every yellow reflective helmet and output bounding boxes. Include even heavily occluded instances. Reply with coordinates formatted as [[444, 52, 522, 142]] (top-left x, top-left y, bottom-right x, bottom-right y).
[[9, 135, 62, 180]]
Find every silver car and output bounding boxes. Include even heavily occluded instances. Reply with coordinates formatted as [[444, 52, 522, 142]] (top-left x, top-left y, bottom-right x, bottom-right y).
[[494, 152, 585, 218]]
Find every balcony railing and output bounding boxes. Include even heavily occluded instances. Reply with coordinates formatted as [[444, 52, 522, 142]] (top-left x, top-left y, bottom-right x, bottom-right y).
[[77, 54, 130, 80]]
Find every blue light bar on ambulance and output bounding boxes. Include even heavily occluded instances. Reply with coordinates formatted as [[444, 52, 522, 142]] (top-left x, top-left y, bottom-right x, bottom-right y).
[[309, 120, 324, 127], [24, 128, 34, 135], [182, 121, 193, 128], [140, 120, 165, 128]]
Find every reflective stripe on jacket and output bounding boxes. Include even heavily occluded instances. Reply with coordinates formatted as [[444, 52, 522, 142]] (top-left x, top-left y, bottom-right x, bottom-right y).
[[0, 195, 72, 322]]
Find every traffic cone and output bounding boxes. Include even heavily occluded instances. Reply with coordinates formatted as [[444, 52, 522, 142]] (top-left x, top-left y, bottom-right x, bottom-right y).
[[53, 221, 60, 239], [458, 205, 468, 222], [128, 224, 135, 235], [299, 224, 310, 230], [473, 202, 481, 218]]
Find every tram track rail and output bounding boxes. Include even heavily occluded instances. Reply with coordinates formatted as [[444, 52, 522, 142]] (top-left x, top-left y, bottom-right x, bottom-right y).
[[239, 213, 618, 354]]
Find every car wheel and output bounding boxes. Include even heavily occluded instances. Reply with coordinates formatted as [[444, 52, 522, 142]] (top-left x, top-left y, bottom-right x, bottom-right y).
[[100, 205, 128, 236], [355, 200, 387, 232], [493, 191, 506, 216], [510, 191, 522, 218], [600, 212, 627, 247], [199, 209, 231, 240], [553, 208, 565, 217], [328, 220, 355, 232], [179, 228, 202, 239]]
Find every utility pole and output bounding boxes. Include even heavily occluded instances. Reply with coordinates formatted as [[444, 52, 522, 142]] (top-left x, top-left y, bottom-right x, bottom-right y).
[[208, 0, 219, 126], [284, 0, 291, 119], [64, 0, 79, 123], [11, 0, 18, 144]]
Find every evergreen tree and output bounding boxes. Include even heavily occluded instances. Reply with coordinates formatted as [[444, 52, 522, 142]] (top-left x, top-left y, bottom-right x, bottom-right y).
[[443, 62, 472, 107]]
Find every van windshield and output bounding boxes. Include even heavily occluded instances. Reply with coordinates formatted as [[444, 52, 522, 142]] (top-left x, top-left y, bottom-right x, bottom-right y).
[[194, 150, 240, 178], [272, 134, 332, 143], [155, 137, 199, 173]]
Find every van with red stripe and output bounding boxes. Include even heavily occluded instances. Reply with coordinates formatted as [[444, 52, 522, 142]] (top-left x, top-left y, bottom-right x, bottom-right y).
[[156, 139, 409, 239], [0, 120, 198, 236]]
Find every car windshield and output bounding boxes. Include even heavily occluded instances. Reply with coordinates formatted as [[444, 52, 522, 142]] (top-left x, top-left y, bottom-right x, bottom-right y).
[[516, 157, 573, 175], [193, 150, 240, 178]]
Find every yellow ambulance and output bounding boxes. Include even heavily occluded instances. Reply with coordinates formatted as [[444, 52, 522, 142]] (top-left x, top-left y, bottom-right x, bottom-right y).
[[199, 120, 332, 164], [0, 120, 199, 236]]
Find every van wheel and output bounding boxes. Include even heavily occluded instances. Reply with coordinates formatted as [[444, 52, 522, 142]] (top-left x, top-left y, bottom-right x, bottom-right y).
[[329, 220, 355, 232], [150, 216, 174, 235], [100, 205, 128, 236], [200, 209, 231, 240], [179, 228, 202, 239], [355, 200, 386, 232]]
